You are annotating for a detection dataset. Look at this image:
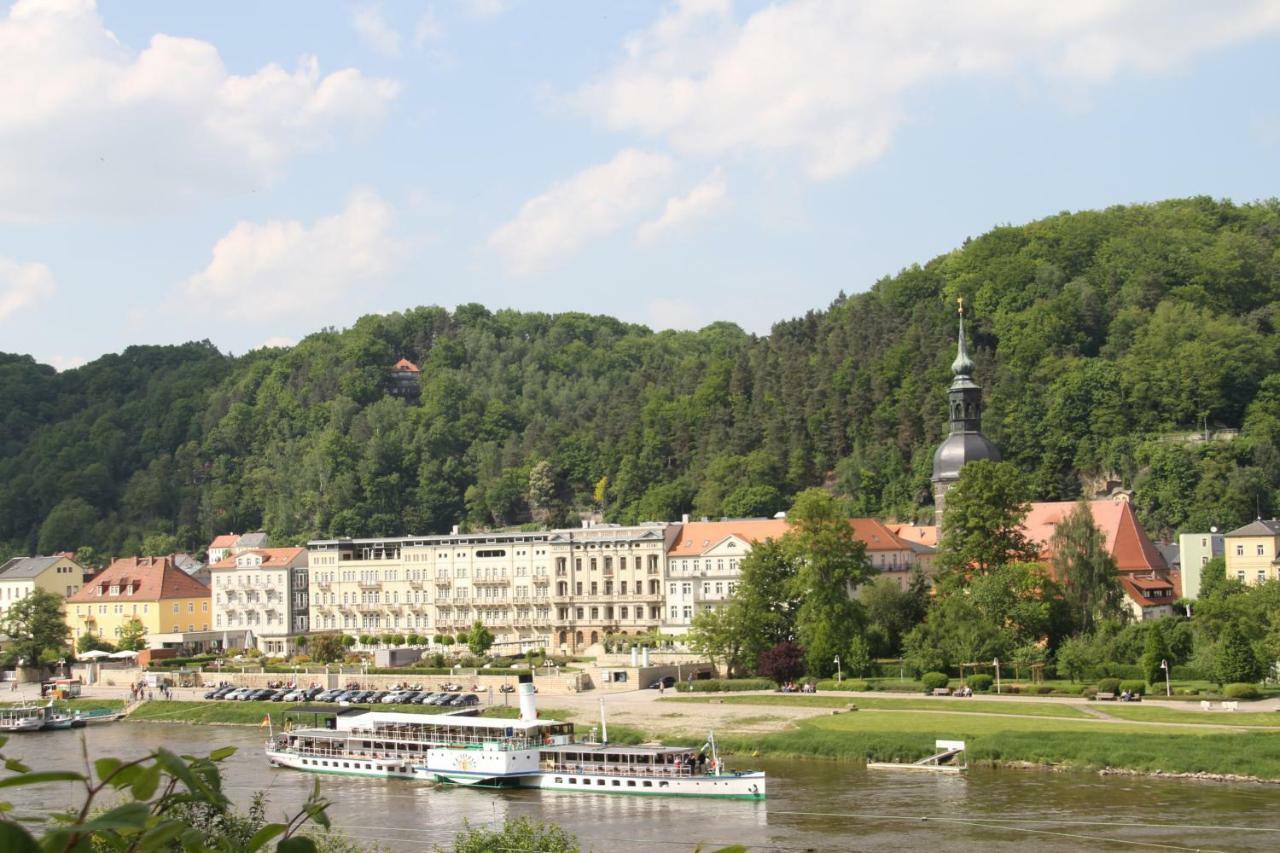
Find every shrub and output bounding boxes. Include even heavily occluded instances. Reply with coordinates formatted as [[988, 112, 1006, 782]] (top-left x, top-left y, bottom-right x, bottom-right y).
[[815, 679, 869, 691], [966, 674, 993, 692], [675, 678, 774, 693], [1223, 683, 1261, 700], [1119, 680, 1146, 695], [1081, 687, 1098, 699], [1097, 678, 1121, 695], [1035, 686, 1053, 695], [921, 672, 950, 692]]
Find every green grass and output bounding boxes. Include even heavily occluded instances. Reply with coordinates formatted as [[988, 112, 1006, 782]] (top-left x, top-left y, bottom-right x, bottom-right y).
[[664, 694, 1093, 719], [1095, 704, 1280, 727]]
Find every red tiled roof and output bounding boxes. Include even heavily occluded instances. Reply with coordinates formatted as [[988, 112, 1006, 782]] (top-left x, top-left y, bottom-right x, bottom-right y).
[[1119, 574, 1176, 608], [208, 534, 240, 549], [67, 556, 211, 603], [667, 518, 915, 556], [210, 547, 307, 570], [887, 524, 939, 548], [391, 358, 420, 373], [1022, 499, 1167, 573]]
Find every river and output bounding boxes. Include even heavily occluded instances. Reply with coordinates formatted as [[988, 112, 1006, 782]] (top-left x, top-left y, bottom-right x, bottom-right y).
[[4, 722, 1277, 851]]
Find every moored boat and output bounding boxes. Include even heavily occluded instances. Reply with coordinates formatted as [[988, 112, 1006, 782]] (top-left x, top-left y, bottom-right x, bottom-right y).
[[266, 676, 765, 799], [0, 705, 46, 732]]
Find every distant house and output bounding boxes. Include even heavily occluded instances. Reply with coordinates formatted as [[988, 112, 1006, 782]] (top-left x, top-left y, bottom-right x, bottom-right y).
[[0, 556, 85, 637], [1178, 531, 1224, 599], [232, 532, 270, 554], [1022, 497, 1177, 621], [207, 534, 240, 565], [1223, 519, 1280, 587], [388, 358, 422, 398], [65, 556, 211, 650], [173, 553, 209, 587]]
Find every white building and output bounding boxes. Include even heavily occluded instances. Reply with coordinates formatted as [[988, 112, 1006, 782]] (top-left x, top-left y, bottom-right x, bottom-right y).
[[1178, 531, 1224, 599], [210, 547, 309, 656]]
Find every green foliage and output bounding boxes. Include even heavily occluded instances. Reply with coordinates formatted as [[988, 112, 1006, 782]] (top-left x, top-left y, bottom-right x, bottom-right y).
[[1119, 679, 1146, 695], [0, 738, 342, 852], [966, 673, 993, 692], [937, 461, 1038, 581], [2, 589, 69, 669], [1214, 621, 1264, 684], [1052, 498, 1125, 633], [1222, 682, 1261, 699], [77, 632, 114, 654], [117, 616, 148, 652], [465, 620, 494, 656], [1141, 625, 1170, 686], [309, 634, 346, 664], [1098, 677, 1122, 694], [921, 671, 950, 691], [755, 641, 805, 684], [437, 818, 578, 853], [674, 678, 775, 693]]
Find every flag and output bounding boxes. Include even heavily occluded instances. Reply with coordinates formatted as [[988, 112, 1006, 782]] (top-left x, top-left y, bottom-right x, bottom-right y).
[[259, 713, 271, 729]]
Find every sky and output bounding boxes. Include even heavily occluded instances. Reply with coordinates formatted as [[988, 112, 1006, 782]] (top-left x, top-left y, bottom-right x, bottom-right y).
[[1, 0, 1279, 369]]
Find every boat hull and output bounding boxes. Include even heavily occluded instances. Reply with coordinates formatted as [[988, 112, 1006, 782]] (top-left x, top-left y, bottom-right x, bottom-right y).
[[522, 770, 766, 799], [266, 748, 417, 780]]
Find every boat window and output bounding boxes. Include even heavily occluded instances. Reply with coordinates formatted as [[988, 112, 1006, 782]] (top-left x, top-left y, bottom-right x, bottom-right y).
[[343, 763, 349, 768], [659, 781, 669, 788], [627, 781, 636, 787], [612, 780, 620, 786], [555, 777, 563, 783], [569, 778, 577, 784], [643, 781, 652, 788], [597, 779, 605, 786]]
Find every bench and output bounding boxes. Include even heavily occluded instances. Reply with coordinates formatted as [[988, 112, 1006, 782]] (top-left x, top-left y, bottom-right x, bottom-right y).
[[1222, 701, 1239, 712], [931, 688, 951, 696], [1200, 700, 1214, 711], [1095, 692, 1115, 701]]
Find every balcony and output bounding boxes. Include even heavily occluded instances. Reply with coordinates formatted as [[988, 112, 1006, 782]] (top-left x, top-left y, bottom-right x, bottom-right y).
[[473, 576, 510, 586], [532, 575, 550, 585], [357, 579, 382, 589]]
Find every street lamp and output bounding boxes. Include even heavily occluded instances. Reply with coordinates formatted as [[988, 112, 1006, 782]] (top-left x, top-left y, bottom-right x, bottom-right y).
[[1160, 659, 1171, 697], [993, 658, 1001, 695], [834, 655, 842, 684]]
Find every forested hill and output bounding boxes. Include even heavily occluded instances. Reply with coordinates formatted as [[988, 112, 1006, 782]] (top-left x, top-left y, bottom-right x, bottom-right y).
[[4, 196, 1280, 560]]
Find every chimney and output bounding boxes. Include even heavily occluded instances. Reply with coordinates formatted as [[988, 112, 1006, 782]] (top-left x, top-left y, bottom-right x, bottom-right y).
[[517, 673, 538, 723], [681, 513, 689, 524], [450, 525, 459, 535]]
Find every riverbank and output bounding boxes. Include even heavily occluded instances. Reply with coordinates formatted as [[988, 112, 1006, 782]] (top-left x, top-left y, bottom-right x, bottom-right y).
[[658, 694, 1280, 781]]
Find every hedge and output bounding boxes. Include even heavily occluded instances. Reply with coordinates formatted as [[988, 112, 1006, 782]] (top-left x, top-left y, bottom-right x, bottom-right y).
[[1097, 678, 1122, 695], [1119, 680, 1146, 695], [1223, 683, 1261, 700], [675, 679, 775, 693], [965, 674, 993, 692]]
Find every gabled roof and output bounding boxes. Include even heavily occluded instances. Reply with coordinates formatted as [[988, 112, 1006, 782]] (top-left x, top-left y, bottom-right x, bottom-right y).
[[887, 524, 939, 549], [0, 556, 68, 580], [1119, 574, 1176, 608], [67, 556, 210, 603], [667, 517, 917, 557], [211, 547, 307, 570], [391, 358, 420, 373], [209, 534, 240, 549], [1224, 519, 1280, 537], [1022, 498, 1167, 573], [236, 532, 270, 549]]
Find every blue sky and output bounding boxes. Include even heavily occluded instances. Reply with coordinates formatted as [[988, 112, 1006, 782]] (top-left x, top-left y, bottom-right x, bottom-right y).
[[1, 0, 1278, 368]]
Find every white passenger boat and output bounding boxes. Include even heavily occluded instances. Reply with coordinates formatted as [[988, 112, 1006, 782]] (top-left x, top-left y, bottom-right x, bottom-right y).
[[265, 676, 766, 800], [0, 705, 46, 732]]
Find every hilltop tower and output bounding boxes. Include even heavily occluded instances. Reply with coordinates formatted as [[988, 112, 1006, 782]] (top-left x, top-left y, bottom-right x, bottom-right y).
[[931, 298, 1000, 528]]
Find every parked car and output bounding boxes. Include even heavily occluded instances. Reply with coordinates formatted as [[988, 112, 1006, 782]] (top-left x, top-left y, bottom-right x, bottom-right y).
[[381, 691, 407, 704], [314, 689, 341, 702], [204, 686, 231, 699], [412, 692, 438, 704], [456, 694, 480, 707], [646, 676, 676, 689], [434, 692, 460, 706]]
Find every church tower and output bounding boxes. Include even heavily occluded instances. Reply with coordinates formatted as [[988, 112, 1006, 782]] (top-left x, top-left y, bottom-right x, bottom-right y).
[[931, 298, 1000, 528]]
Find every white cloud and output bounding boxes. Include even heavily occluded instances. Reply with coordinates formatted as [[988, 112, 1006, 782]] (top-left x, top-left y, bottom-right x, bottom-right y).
[[636, 170, 727, 244], [353, 5, 401, 56], [488, 148, 675, 275], [0, 0, 399, 221], [646, 297, 701, 331], [47, 354, 87, 371], [413, 8, 443, 47], [0, 256, 56, 323], [579, 0, 1280, 180], [464, 0, 508, 19], [181, 190, 403, 319]]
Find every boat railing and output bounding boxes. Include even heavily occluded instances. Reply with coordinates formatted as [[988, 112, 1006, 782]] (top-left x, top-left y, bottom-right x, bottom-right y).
[[538, 761, 709, 778]]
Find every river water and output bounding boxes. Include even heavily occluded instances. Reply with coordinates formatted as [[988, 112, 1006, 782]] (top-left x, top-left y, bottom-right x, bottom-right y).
[[4, 722, 1277, 851]]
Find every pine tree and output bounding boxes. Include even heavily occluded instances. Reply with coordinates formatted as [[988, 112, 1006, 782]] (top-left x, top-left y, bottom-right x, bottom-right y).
[[1215, 621, 1263, 685], [1052, 498, 1124, 633]]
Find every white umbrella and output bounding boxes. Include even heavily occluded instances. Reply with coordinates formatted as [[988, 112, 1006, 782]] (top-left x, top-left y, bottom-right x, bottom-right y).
[[108, 650, 139, 659], [79, 650, 111, 659]]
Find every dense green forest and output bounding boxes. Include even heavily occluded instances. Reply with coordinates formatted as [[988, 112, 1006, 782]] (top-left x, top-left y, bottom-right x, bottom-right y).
[[3, 196, 1280, 560]]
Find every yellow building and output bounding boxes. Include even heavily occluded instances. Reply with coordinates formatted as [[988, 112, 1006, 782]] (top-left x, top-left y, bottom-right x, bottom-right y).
[[1223, 519, 1280, 586], [0, 556, 85, 626], [66, 556, 211, 647]]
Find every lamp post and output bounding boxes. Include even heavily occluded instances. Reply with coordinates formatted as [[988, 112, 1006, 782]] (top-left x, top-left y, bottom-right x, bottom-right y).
[[993, 658, 1000, 695], [834, 655, 842, 684], [1160, 659, 1171, 697]]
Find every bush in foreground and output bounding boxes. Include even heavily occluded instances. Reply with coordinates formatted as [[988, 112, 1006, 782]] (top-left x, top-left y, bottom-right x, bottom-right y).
[[441, 817, 578, 853], [965, 674, 993, 692], [676, 678, 775, 693], [1119, 680, 1146, 695]]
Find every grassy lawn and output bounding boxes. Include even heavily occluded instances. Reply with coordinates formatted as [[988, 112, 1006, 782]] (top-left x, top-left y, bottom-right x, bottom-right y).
[[687, 710, 1280, 779], [1096, 704, 1280, 727], [664, 694, 1093, 719]]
